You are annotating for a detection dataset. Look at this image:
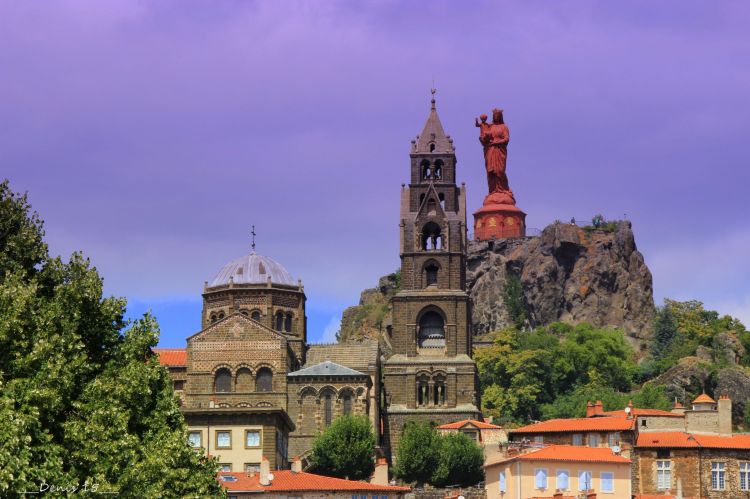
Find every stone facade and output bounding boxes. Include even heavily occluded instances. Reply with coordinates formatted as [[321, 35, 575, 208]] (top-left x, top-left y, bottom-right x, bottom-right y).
[[162, 258, 379, 470], [382, 96, 481, 461]]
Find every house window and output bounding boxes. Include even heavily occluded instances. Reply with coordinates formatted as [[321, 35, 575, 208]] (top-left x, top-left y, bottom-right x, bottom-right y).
[[343, 394, 352, 415], [587, 433, 600, 447], [556, 469, 569, 491], [499, 469, 507, 492], [741, 462, 750, 491], [534, 468, 548, 489], [641, 419, 648, 427], [578, 471, 592, 491], [275, 312, 284, 330], [245, 463, 260, 473], [214, 368, 232, 393], [250, 310, 261, 321], [188, 431, 202, 448], [600, 472, 614, 493], [216, 431, 232, 449], [657, 460, 671, 490], [256, 367, 273, 392], [608, 432, 620, 447], [219, 463, 232, 472], [173, 380, 185, 391], [712, 462, 725, 490], [245, 430, 261, 448], [534, 435, 544, 444], [572, 434, 583, 446]]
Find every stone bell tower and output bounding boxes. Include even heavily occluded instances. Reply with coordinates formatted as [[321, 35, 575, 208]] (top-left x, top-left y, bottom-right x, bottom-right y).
[[382, 92, 481, 461]]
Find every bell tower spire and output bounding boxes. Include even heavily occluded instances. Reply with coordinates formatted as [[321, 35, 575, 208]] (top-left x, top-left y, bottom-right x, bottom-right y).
[[383, 93, 480, 461]]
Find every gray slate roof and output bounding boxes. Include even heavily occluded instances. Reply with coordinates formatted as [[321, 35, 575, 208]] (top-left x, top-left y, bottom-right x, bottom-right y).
[[305, 341, 379, 374], [288, 360, 365, 377]]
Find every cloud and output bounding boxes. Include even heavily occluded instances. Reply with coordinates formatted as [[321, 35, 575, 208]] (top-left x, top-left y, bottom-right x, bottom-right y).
[[320, 315, 342, 344]]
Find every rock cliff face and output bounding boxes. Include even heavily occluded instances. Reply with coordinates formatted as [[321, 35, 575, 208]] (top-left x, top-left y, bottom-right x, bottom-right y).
[[467, 221, 655, 349], [339, 221, 655, 350]]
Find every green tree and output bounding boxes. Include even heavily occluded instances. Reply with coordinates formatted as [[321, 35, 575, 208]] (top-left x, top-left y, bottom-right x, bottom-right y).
[[651, 305, 678, 359], [308, 415, 376, 480], [393, 422, 440, 486], [503, 275, 527, 330], [0, 180, 222, 497], [432, 433, 484, 487]]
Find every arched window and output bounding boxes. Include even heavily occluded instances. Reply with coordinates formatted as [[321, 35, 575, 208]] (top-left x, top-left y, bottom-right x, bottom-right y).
[[429, 143, 436, 152], [284, 313, 293, 332], [433, 159, 443, 180], [421, 160, 431, 180], [438, 192, 446, 211], [417, 375, 430, 407], [421, 222, 443, 251], [236, 367, 252, 392], [425, 263, 439, 287], [275, 312, 284, 331], [342, 393, 353, 415], [256, 367, 273, 392], [240, 310, 249, 317], [434, 374, 446, 407], [210, 313, 218, 323], [218, 311, 225, 320], [214, 368, 232, 393], [418, 310, 445, 348], [250, 310, 261, 321], [324, 393, 333, 427]]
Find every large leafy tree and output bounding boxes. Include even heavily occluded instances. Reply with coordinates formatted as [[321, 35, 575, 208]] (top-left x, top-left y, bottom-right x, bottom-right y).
[[432, 433, 484, 487], [393, 422, 440, 486], [394, 423, 483, 487], [0, 180, 223, 497], [308, 415, 376, 481]]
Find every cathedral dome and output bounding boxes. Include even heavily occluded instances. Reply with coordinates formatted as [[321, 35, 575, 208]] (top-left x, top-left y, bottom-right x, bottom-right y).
[[209, 253, 295, 287]]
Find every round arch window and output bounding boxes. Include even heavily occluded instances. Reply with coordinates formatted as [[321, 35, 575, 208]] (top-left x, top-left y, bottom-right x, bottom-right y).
[[418, 311, 445, 348]]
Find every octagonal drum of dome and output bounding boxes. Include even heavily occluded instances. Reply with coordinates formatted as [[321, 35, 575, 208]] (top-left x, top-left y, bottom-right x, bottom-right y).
[[209, 253, 296, 287]]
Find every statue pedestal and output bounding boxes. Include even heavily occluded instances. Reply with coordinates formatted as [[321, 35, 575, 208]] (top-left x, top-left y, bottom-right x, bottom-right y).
[[473, 202, 526, 240]]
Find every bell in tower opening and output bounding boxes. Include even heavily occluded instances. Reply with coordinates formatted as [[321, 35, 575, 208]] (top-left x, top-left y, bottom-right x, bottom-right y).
[[473, 108, 527, 239]]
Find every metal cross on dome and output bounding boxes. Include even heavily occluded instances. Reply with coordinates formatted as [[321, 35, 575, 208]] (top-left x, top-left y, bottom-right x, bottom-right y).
[[250, 225, 256, 252]]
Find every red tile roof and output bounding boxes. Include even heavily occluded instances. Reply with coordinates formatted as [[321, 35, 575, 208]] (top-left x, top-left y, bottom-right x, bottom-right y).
[[486, 444, 631, 467], [437, 419, 503, 430], [603, 408, 683, 418], [218, 471, 410, 493], [511, 416, 634, 434], [693, 393, 716, 404], [153, 348, 187, 366], [636, 431, 750, 449]]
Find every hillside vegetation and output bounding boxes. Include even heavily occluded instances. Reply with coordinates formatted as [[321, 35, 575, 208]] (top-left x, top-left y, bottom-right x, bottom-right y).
[[477, 299, 750, 426]]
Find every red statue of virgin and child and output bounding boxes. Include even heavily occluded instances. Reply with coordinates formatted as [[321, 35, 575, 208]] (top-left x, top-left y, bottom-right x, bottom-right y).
[[473, 108, 526, 240]]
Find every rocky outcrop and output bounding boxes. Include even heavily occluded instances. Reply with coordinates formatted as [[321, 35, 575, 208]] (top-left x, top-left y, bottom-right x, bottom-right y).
[[338, 273, 399, 344], [467, 221, 655, 349], [340, 222, 655, 350], [652, 356, 713, 402], [649, 357, 750, 424]]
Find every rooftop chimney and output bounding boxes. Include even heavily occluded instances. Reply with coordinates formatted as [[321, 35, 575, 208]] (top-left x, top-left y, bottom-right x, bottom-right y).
[[586, 401, 595, 417], [259, 457, 271, 486], [291, 457, 302, 473], [592, 400, 604, 416]]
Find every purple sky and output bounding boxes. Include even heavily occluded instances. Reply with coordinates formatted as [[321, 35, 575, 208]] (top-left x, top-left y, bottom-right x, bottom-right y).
[[3, 1, 750, 346]]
